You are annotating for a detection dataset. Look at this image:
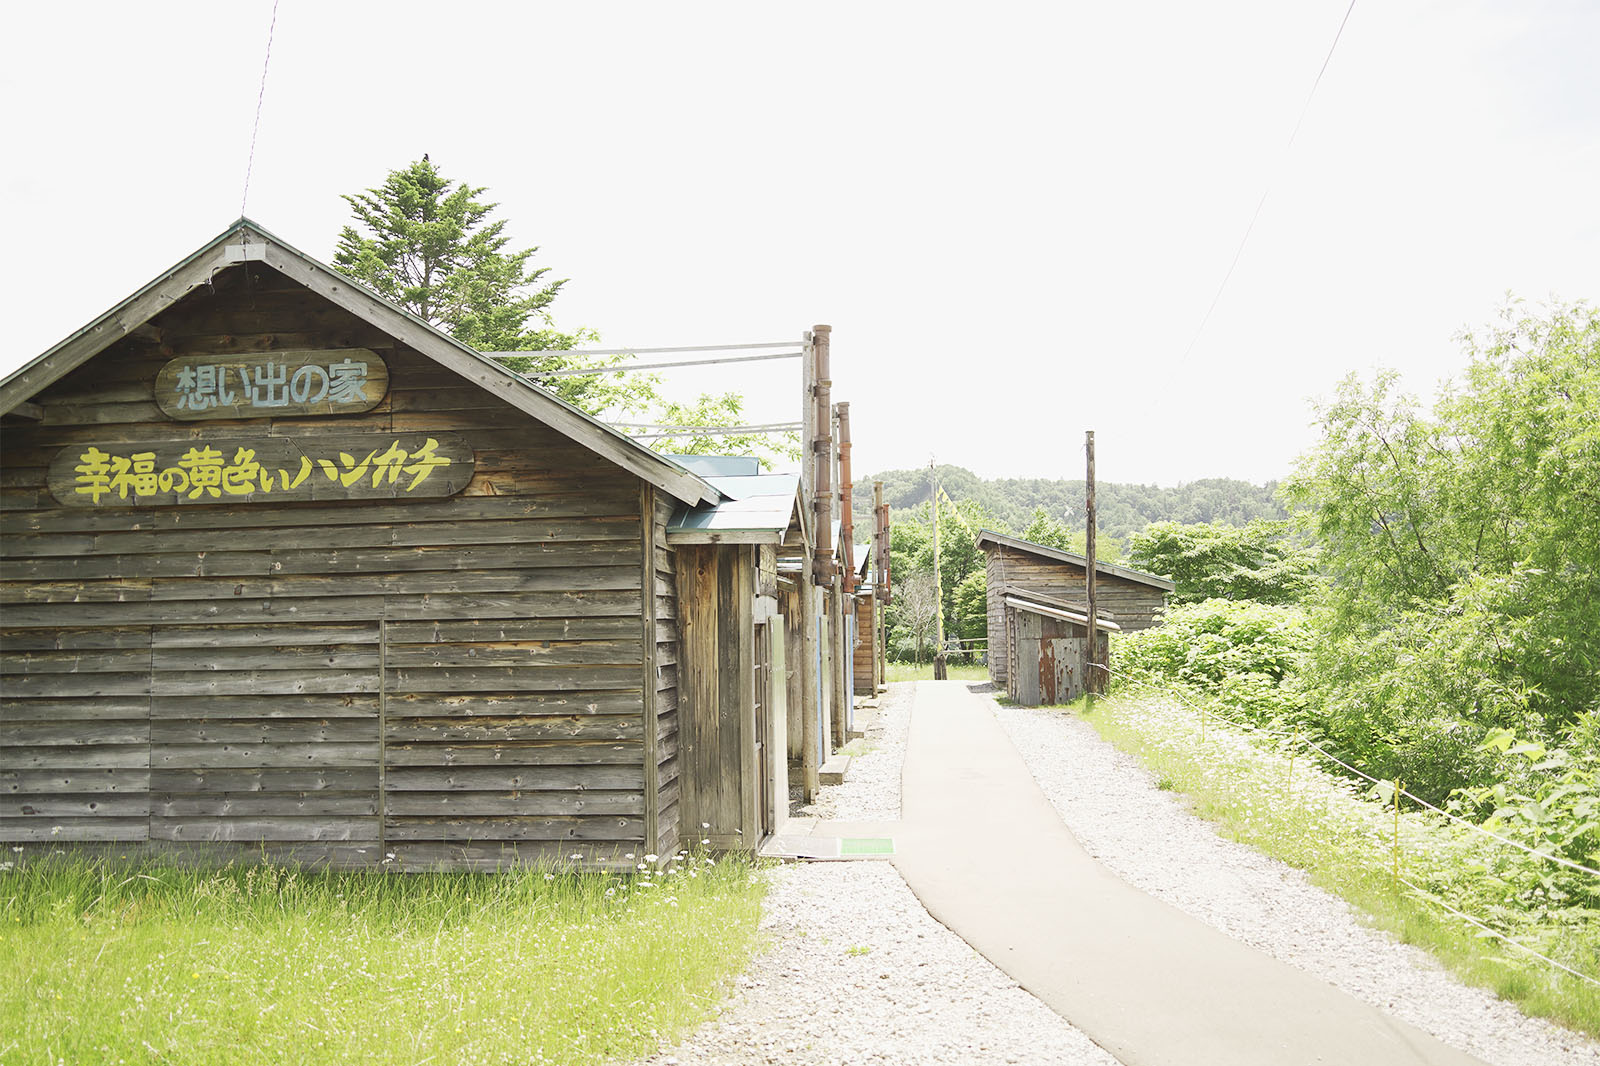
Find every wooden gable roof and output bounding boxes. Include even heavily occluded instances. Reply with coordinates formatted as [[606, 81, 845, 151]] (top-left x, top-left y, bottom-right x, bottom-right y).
[[975, 529, 1176, 592], [0, 218, 719, 507]]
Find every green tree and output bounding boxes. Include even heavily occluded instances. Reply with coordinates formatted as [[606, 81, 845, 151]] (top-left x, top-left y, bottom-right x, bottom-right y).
[[644, 392, 800, 471], [952, 570, 989, 655], [333, 157, 654, 415], [1126, 520, 1318, 605], [1283, 300, 1600, 802], [1020, 507, 1126, 562]]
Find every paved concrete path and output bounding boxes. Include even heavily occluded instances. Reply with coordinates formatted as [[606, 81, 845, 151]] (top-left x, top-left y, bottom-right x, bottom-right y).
[[887, 680, 1488, 1066]]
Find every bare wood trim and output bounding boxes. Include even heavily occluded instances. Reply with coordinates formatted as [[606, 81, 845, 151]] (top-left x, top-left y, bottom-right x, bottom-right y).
[[665, 530, 787, 546], [799, 575, 819, 800], [8, 402, 43, 420], [640, 484, 660, 852], [738, 549, 758, 842], [378, 615, 388, 857]]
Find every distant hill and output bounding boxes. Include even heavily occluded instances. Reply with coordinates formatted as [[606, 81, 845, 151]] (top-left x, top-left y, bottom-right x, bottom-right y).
[[851, 464, 1285, 539]]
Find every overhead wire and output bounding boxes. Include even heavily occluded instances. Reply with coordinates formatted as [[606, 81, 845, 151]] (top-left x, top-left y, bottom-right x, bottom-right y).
[[240, 0, 282, 217], [1179, 0, 1359, 361]]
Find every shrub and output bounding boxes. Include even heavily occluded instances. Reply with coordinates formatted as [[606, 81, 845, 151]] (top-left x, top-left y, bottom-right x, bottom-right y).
[[1112, 599, 1310, 725]]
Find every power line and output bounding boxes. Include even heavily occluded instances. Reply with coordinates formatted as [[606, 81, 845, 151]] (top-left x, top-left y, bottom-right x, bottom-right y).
[[240, 0, 282, 217], [1180, 0, 1359, 361], [497, 350, 804, 377]]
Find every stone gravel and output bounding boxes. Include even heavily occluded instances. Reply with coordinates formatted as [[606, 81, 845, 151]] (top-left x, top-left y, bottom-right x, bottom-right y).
[[996, 697, 1600, 1066], [629, 682, 1600, 1065]]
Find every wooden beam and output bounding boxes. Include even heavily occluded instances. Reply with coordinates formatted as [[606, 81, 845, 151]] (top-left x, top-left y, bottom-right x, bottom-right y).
[[799, 574, 820, 801], [6, 401, 43, 420]]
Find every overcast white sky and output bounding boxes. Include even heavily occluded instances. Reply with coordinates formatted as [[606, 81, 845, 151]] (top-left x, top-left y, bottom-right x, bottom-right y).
[[3, 2, 1596, 486]]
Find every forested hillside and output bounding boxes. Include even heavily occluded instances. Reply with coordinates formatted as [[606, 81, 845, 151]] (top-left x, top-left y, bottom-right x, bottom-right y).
[[853, 466, 1284, 538]]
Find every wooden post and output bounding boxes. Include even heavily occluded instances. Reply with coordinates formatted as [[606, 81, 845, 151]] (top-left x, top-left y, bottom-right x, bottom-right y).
[[874, 480, 888, 691], [832, 401, 852, 742], [837, 402, 855, 595], [831, 573, 848, 748], [931, 474, 942, 675], [1085, 430, 1099, 704], [799, 327, 821, 800], [812, 326, 833, 587], [800, 565, 820, 801]]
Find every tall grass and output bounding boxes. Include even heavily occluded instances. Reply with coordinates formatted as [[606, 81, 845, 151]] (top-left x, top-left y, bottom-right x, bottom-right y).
[[1077, 689, 1600, 1036], [0, 850, 764, 1065]]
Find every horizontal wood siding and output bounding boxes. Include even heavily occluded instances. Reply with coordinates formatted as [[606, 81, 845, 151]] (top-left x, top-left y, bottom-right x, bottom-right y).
[[853, 595, 876, 695], [652, 493, 682, 858], [2, 263, 653, 869]]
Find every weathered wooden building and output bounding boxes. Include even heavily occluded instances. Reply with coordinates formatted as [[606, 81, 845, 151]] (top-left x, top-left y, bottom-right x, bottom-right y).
[[998, 589, 1118, 706], [975, 529, 1174, 688], [0, 220, 824, 870]]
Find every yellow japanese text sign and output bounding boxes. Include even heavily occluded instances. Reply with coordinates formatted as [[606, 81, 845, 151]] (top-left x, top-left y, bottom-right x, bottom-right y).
[[47, 433, 474, 507]]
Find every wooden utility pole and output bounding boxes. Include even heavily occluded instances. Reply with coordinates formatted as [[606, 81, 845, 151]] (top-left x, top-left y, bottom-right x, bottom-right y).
[[799, 329, 822, 801], [1085, 430, 1099, 705], [874, 480, 888, 692], [931, 462, 947, 680], [837, 403, 855, 595], [833, 402, 853, 746]]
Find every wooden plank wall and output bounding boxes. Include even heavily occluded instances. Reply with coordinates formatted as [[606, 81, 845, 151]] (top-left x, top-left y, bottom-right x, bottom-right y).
[[673, 544, 755, 850], [1, 263, 659, 869], [781, 583, 803, 760], [985, 545, 1166, 685], [651, 493, 681, 859], [852, 595, 876, 695]]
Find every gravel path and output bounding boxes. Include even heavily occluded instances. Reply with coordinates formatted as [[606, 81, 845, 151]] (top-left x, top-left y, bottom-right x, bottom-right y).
[[996, 696, 1600, 1066], [629, 684, 1117, 1065], [628, 682, 1599, 1065]]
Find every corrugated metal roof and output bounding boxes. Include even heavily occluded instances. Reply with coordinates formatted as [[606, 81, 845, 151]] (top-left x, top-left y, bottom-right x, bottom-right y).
[[663, 454, 763, 477], [1004, 594, 1122, 631], [667, 472, 803, 542]]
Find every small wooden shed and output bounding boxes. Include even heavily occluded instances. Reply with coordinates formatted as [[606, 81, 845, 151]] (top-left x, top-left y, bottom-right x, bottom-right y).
[[0, 219, 808, 870], [1000, 589, 1118, 706], [662, 458, 809, 849], [976, 529, 1174, 689], [851, 547, 880, 696]]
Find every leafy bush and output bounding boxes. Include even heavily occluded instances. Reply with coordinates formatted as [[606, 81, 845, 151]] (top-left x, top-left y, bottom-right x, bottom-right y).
[[1112, 599, 1310, 724], [1451, 725, 1600, 909]]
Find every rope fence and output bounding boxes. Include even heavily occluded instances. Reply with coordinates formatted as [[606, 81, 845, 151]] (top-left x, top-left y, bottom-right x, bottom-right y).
[[1099, 667, 1600, 987]]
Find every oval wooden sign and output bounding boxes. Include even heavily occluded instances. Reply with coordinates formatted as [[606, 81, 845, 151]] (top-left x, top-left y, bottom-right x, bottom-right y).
[[48, 432, 474, 507], [154, 349, 388, 420]]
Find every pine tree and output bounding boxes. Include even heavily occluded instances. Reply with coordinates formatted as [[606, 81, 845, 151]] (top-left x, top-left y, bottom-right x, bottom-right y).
[[333, 157, 653, 414]]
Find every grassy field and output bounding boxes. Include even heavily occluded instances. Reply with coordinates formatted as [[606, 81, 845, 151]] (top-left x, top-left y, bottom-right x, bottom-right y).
[[1074, 687, 1600, 1037], [884, 661, 990, 683], [0, 851, 765, 1065]]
